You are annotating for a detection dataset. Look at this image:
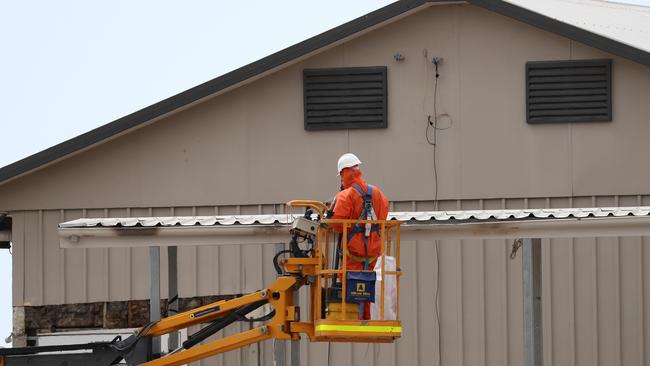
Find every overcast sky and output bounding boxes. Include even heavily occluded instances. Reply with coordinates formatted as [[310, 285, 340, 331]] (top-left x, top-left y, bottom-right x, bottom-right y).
[[0, 0, 398, 347], [1, 0, 649, 348]]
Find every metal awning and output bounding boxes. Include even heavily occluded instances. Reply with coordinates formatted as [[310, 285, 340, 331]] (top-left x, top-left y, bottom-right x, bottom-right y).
[[57, 206, 650, 366], [58, 206, 650, 248]]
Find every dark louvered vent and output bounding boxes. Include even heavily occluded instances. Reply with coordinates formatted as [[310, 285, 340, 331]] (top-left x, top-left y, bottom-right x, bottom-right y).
[[303, 67, 387, 130], [526, 59, 612, 123]]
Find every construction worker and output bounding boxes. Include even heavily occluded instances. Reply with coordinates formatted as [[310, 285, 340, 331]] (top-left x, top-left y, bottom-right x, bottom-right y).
[[329, 153, 389, 319]]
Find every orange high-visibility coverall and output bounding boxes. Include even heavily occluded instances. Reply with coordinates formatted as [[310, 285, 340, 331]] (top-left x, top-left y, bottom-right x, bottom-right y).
[[330, 168, 389, 319]]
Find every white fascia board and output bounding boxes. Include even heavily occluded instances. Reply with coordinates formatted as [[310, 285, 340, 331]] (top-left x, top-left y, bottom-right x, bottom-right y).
[[59, 225, 289, 248], [59, 216, 650, 249]]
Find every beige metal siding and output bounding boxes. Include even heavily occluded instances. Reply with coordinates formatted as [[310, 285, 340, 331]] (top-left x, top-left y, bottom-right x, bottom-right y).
[[9, 197, 650, 365], [11, 204, 290, 305]]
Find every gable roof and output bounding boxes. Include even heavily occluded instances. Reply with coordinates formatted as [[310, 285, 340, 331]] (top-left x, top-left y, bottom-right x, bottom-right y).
[[1, 0, 649, 186]]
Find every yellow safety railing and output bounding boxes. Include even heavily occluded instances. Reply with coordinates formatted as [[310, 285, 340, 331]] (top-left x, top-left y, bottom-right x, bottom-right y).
[[318, 218, 401, 322], [285, 200, 402, 340]]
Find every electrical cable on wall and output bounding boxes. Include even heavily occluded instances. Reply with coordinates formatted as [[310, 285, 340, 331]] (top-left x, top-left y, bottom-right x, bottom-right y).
[[425, 54, 451, 366], [426, 58, 452, 209]]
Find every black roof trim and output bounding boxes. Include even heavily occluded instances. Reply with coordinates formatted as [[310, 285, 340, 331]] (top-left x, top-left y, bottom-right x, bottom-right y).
[[1, 0, 648, 185]]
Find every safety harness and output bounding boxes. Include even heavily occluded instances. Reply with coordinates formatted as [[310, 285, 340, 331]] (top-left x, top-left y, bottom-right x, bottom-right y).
[[346, 183, 380, 270]]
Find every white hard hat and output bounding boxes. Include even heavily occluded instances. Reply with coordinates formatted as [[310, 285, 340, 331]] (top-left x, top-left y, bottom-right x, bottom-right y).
[[337, 153, 362, 175]]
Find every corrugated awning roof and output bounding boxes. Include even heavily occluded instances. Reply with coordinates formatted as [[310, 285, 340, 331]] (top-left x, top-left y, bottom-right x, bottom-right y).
[[58, 206, 650, 228], [58, 206, 650, 247]]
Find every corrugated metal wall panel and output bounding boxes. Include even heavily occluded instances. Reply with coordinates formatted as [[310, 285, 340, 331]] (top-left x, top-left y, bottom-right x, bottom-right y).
[[484, 239, 509, 366], [545, 236, 650, 366], [415, 239, 438, 365], [439, 239, 463, 366], [11, 211, 24, 305], [177, 206, 198, 298], [195, 206, 219, 298], [62, 209, 85, 304], [86, 209, 108, 303], [395, 240, 417, 363], [640, 238, 650, 363], [108, 207, 130, 301], [573, 237, 598, 366], [22, 211, 42, 306], [597, 237, 622, 366], [130, 208, 156, 301], [507, 238, 524, 366], [619, 236, 644, 366], [547, 237, 574, 366], [42, 210, 64, 305], [10, 195, 650, 365], [461, 239, 486, 365]]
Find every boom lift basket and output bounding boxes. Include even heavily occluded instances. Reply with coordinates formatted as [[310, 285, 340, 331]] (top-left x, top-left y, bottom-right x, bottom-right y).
[[285, 200, 402, 341], [311, 216, 402, 342]]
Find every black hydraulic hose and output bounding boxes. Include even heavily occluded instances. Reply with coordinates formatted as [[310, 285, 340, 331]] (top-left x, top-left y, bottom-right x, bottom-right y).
[[273, 249, 292, 275], [108, 321, 157, 353], [182, 300, 268, 350], [290, 236, 307, 258], [0, 342, 117, 356]]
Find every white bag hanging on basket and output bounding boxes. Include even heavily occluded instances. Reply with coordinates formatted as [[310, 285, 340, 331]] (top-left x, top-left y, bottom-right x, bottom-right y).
[[370, 255, 397, 320]]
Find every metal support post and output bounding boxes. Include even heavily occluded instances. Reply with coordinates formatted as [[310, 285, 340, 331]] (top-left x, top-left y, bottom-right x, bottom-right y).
[[149, 246, 161, 357], [167, 246, 179, 351], [522, 238, 542, 366]]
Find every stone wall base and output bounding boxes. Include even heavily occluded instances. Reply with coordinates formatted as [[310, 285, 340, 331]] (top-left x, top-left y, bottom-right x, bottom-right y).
[[13, 294, 239, 344]]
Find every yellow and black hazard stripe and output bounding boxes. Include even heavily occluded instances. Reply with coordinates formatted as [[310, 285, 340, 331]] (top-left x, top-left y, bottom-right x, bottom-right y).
[[315, 324, 401, 334]]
